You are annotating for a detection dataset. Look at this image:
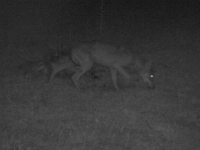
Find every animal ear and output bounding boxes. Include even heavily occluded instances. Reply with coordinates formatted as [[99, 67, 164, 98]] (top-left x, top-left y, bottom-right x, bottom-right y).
[[147, 60, 156, 74]]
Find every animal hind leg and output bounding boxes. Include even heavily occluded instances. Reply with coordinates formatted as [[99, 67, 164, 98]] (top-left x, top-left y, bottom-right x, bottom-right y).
[[72, 61, 93, 88], [110, 68, 119, 90]]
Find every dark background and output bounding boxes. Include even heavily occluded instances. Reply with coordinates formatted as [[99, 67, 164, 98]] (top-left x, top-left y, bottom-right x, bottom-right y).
[[1, 0, 200, 49]]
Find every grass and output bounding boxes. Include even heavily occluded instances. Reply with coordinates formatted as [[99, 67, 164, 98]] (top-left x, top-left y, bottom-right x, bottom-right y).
[[1, 39, 200, 150]]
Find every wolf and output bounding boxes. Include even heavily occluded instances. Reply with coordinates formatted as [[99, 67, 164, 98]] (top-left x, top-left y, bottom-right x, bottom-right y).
[[71, 42, 155, 90]]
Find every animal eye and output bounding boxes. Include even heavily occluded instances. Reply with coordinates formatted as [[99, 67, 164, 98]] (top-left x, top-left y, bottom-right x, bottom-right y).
[[150, 75, 154, 78]]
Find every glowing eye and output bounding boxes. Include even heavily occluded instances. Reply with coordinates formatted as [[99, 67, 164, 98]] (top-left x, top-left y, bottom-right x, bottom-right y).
[[150, 75, 154, 78]]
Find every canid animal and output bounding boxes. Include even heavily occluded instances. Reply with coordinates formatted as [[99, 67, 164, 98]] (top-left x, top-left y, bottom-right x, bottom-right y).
[[71, 42, 155, 89]]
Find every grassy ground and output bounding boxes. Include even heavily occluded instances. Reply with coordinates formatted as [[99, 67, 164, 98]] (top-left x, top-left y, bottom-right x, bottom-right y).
[[0, 40, 200, 150]]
